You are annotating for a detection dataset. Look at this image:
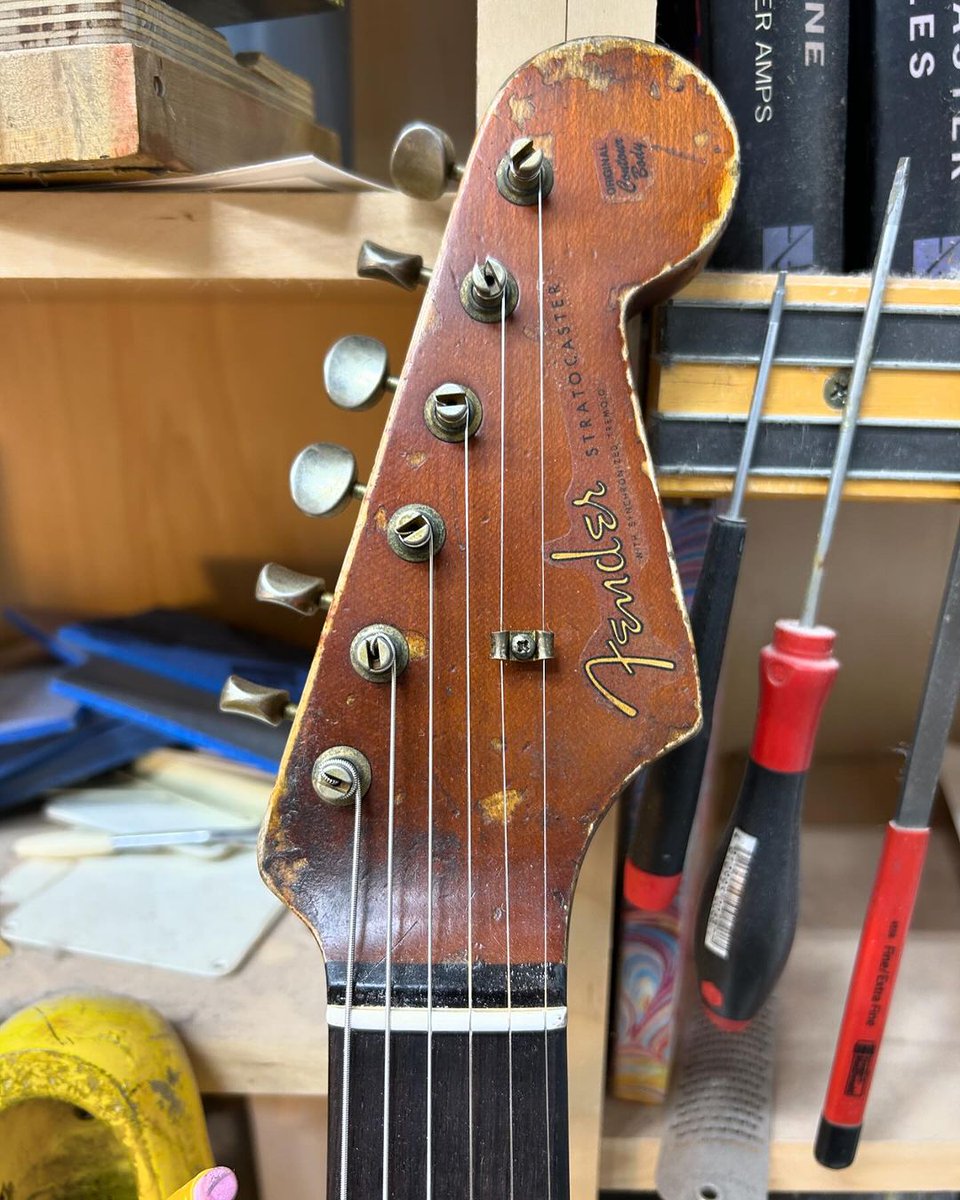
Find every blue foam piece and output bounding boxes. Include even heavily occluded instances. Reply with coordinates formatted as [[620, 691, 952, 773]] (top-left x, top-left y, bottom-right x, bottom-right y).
[[3, 608, 85, 664], [0, 666, 80, 745], [55, 608, 311, 696], [52, 656, 286, 774], [0, 714, 166, 811]]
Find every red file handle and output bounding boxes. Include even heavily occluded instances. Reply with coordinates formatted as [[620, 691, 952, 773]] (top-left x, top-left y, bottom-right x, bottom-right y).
[[815, 821, 930, 1168]]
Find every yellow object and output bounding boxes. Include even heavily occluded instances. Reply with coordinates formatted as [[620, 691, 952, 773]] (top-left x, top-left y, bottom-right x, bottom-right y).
[[166, 1170, 209, 1199], [0, 992, 213, 1200]]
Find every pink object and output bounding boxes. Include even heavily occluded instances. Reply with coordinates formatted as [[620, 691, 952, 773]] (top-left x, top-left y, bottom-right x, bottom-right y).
[[195, 1168, 238, 1200]]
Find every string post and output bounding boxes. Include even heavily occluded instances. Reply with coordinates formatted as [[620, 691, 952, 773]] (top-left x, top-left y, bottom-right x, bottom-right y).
[[310, 748, 370, 806], [460, 256, 518, 322], [425, 383, 482, 442], [387, 503, 447, 560], [350, 623, 410, 682], [497, 137, 555, 206]]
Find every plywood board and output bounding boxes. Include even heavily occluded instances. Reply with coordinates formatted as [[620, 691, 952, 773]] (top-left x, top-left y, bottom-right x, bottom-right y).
[[0, 43, 338, 180]]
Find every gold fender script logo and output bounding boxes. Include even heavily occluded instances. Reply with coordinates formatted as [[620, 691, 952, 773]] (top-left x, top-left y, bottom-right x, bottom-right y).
[[551, 481, 675, 718]]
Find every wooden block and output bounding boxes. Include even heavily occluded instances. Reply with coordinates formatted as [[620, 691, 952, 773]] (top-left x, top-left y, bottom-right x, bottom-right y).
[[0, 0, 317, 118], [0, 42, 339, 180]]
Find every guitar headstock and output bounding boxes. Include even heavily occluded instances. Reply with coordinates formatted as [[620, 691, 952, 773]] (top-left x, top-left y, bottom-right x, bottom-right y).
[[256, 37, 737, 989]]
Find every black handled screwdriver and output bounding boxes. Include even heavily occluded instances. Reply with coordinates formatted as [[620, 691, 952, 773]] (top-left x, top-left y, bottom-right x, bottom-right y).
[[694, 158, 910, 1029], [624, 271, 788, 911]]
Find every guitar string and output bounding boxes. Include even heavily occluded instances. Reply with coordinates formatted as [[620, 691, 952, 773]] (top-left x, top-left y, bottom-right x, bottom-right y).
[[339, 757, 363, 1200], [464, 384, 476, 1200], [426, 523, 436, 1200], [381, 659, 398, 1200], [537, 174, 554, 1200], [497, 283, 516, 1200]]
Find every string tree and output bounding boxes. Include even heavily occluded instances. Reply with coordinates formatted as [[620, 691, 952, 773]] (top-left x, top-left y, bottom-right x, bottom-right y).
[[490, 630, 555, 662], [496, 136, 554, 206], [357, 241, 432, 291], [219, 674, 297, 725], [390, 121, 464, 200], [256, 563, 333, 616], [290, 443, 365, 518], [324, 334, 398, 412]]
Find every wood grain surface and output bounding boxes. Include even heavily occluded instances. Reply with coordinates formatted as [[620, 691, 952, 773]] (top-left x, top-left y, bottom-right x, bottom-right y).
[[263, 38, 738, 978], [0, 43, 338, 181]]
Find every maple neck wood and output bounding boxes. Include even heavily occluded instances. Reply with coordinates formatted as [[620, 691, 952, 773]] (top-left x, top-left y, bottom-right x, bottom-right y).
[[327, 1026, 569, 1200]]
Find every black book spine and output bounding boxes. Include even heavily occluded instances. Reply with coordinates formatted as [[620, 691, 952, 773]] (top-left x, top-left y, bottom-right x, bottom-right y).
[[705, 0, 850, 271], [868, 1, 960, 276]]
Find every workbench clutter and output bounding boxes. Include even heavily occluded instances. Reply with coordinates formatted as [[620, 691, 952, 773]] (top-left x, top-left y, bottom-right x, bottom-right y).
[[0, 606, 311, 798], [0, 606, 308, 974]]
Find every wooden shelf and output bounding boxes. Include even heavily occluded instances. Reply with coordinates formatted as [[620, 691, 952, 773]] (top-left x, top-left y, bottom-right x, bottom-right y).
[[0, 191, 449, 287], [599, 759, 960, 1193]]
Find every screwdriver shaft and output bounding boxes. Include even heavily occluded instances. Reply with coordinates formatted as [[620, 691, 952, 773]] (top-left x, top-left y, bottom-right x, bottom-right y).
[[728, 271, 787, 522], [800, 157, 910, 627]]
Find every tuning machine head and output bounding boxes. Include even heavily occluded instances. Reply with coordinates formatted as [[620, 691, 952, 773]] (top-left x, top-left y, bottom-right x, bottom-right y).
[[290, 443, 364, 518], [324, 335, 398, 412], [219, 674, 297, 726], [390, 121, 464, 200], [496, 136, 554, 205], [256, 563, 333, 616], [357, 241, 432, 291]]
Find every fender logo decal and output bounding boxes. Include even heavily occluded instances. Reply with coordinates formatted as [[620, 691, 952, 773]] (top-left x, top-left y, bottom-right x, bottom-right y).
[[551, 480, 675, 718]]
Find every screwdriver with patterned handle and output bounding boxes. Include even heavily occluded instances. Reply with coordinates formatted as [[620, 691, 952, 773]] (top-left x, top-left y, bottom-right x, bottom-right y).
[[694, 158, 911, 1029], [815, 515, 960, 1168], [625, 271, 788, 911]]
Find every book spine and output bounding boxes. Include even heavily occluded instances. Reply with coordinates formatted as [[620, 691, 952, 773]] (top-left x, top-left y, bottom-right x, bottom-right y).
[[869, 1, 960, 276], [705, 0, 850, 271]]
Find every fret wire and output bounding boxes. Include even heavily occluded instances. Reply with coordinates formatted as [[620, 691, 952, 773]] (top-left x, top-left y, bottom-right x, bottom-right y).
[[537, 174, 554, 1200], [381, 661, 398, 1200]]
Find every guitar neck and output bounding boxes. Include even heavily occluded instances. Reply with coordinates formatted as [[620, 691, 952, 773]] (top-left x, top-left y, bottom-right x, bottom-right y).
[[327, 1017, 570, 1199]]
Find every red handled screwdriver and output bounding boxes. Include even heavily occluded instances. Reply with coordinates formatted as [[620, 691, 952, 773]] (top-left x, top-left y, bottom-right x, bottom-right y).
[[694, 158, 911, 1029], [625, 271, 788, 911], [815, 516, 960, 1168]]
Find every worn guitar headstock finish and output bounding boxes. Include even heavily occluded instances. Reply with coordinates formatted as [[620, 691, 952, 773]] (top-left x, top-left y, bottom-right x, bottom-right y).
[[261, 37, 738, 987]]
